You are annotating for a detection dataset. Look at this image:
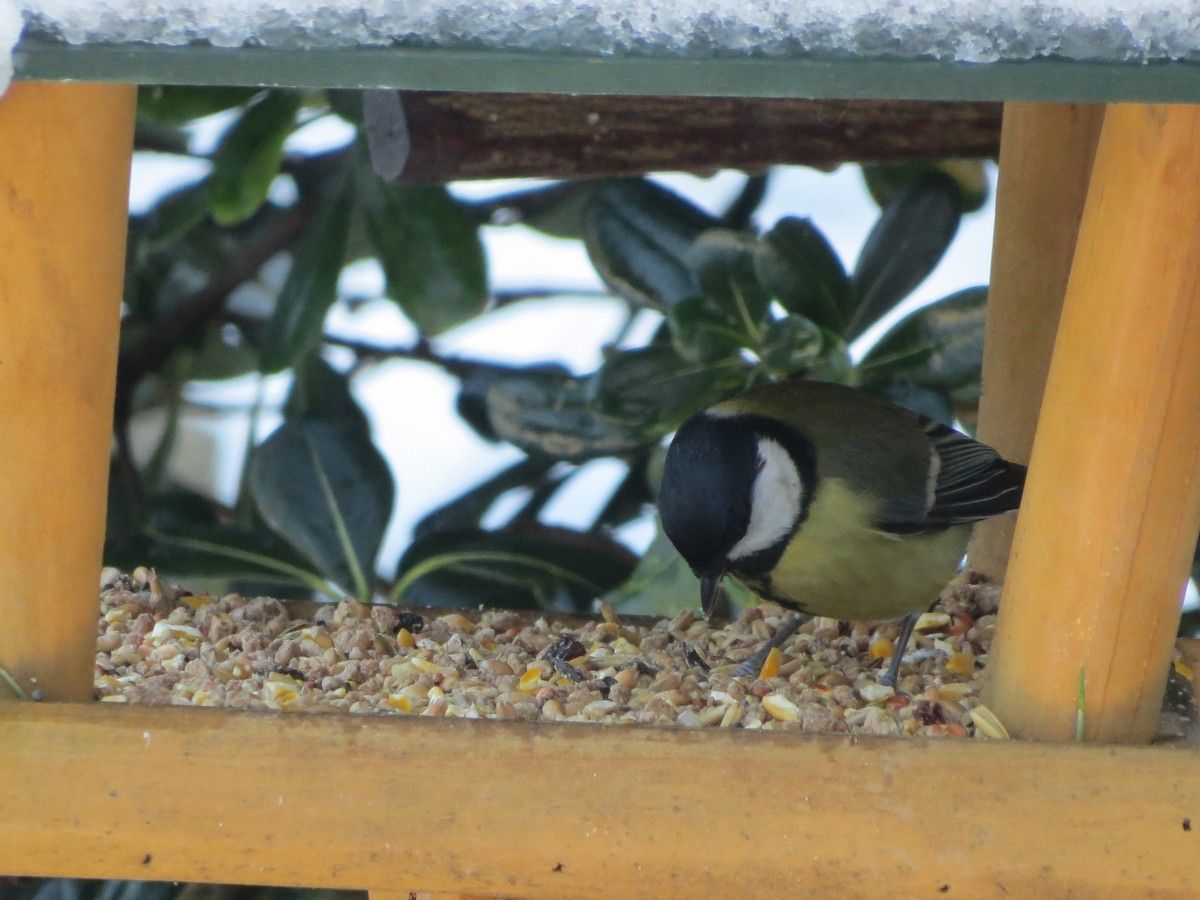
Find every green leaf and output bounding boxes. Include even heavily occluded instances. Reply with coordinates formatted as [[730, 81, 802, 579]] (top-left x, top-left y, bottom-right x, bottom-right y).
[[604, 523, 753, 617], [143, 178, 211, 249], [138, 85, 261, 124], [848, 172, 963, 340], [249, 418, 395, 590], [258, 166, 355, 373], [209, 91, 302, 227], [483, 367, 650, 462], [862, 160, 990, 214], [485, 182, 597, 239], [284, 353, 371, 434], [589, 345, 748, 434], [413, 457, 557, 540], [860, 286, 988, 404], [757, 314, 826, 376], [584, 179, 717, 309], [144, 524, 330, 595], [392, 525, 636, 611], [362, 179, 488, 335], [687, 229, 771, 338], [668, 295, 746, 363], [754, 217, 853, 332], [187, 323, 259, 381]]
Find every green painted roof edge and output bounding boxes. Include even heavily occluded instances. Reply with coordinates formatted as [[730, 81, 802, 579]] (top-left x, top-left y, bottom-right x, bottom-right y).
[[14, 36, 1200, 102]]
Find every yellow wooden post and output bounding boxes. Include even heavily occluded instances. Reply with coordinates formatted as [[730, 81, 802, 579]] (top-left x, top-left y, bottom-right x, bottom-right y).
[[969, 102, 1103, 580], [984, 103, 1200, 743], [0, 82, 136, 701]]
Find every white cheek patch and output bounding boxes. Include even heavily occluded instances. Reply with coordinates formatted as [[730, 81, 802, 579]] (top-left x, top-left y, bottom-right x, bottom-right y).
[[727, 437, 803, 562]]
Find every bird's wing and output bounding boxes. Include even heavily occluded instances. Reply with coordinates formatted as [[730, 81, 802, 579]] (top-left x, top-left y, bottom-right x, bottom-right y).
[[878, 419, 1026, 532]]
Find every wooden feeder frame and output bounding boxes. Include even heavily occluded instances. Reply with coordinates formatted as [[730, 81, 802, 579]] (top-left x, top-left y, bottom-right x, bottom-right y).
[[4, 33, 1200, 897]]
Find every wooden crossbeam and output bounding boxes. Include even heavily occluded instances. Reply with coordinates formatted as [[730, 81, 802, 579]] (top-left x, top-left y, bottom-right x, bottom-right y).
[[388, 94, 1000, 182], [1, 703, 1198, 897]]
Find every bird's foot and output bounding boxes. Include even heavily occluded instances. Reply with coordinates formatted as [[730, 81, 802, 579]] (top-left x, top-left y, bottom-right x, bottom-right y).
[[732, 613, 809, 679]]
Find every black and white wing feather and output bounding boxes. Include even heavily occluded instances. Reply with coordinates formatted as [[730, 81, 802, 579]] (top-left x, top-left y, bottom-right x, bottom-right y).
[[880, 419, 1026, 532]]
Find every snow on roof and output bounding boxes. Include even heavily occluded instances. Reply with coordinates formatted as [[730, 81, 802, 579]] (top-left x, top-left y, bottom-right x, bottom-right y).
[[3, 1, 1200, 95]]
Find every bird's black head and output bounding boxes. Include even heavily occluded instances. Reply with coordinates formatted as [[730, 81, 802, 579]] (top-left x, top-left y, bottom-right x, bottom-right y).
[[658, 412, 816, 601], [657, 414, 760, 580]]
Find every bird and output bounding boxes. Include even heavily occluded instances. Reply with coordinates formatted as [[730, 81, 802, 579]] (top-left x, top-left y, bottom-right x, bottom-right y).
[[656, 379, 1026, 686]]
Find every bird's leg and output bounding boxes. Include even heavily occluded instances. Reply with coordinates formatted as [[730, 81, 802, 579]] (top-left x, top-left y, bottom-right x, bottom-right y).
[[879, 611, 920, 688], [733, 613, 810, 678]]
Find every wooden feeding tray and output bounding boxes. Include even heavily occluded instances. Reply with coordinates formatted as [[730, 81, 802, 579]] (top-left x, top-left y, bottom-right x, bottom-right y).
[[4, 5, 1200, 895]]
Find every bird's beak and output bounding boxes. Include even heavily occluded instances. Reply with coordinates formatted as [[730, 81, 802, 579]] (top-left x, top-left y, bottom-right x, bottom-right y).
[[700, 572, 723, 617]]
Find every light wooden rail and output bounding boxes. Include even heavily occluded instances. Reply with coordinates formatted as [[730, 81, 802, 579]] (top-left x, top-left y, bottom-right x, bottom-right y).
[[1, 703, 1198, 897]]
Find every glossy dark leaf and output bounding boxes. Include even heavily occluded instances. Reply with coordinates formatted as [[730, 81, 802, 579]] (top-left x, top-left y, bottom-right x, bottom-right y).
[[720, 173, 770, 230], [144, 178, 211, 249], [754, 217, 853, 332], [668, 294, 746, 363], [583, 179, 717, 309], [258, 167, 355, 373], [849, 172, 963, 340], [138, 85, 260, 124], [483, 367, 650, 462], [393, 525, 636, 611], [143, 524, 316, 587], [482, 182, 597, 239], [590, 345, 748, 434], [757, 314, 826, 376], [284, 354, 371, 434], [860, 287, 987, 404], [687, 229, 771, 336], [413, 457, 557, 540], [862, 160, 989, 214], [362, 179, 487, 335], [187, 323, 259, 381], [208, 91, 302, 227], [250, 418, 395, 588]]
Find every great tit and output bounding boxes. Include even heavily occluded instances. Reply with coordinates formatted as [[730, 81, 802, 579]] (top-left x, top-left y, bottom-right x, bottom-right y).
[[657, 379, 1026, 685]]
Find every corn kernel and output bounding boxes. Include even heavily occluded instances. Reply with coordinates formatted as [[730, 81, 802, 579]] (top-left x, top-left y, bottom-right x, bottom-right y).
[[396, 628, 416, 648], [945, 651, 974, 676], [915, 612, 951, 632], [611, 636, 639, 656], [868, 638, 894, 661], [758, 647, 782, 679], [439, 613, 474, 631], [519, 668, 543, 692], [762, 692, 800, 722], [936, 682, 973, 700], [192, 690, 216, 707], [388, 694, 414, 713], [99, 694, 128, 703], [970, 704, 1011, 740], [263, 681, 298, 707], [1174, 658, 1195, 682], [182, 594, 214, 609], [858, 682, 895, 702]]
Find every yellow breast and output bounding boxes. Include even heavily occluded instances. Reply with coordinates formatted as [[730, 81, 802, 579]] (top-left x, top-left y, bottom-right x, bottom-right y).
[[737, 479, 969, 621]]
